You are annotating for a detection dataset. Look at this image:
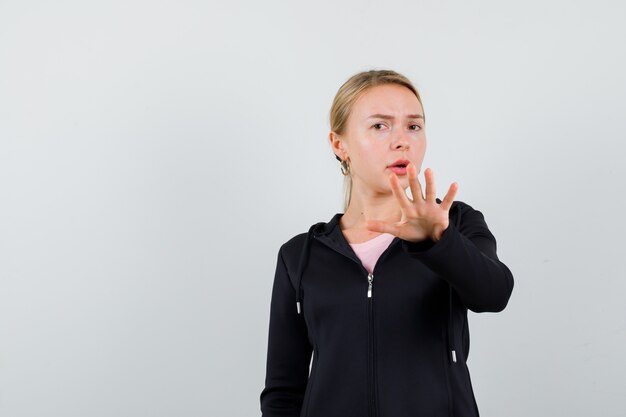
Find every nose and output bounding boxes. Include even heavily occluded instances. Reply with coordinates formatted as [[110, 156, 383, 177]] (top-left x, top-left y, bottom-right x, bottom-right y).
[[391, 129, 410, 151]]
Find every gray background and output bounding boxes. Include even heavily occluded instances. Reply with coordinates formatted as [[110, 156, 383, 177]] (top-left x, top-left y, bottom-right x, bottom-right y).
[[1, 0, 625, 416]]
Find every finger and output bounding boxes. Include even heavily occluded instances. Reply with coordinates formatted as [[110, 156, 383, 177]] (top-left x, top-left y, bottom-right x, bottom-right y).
[[424, 168, 436, 202], [388, 172, 413, 211], [407, 162, 424, 203], [439, 182, 459, 212]]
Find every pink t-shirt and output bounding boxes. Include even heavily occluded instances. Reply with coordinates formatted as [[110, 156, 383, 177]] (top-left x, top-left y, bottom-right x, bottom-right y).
[[348, 233, 396, 274]]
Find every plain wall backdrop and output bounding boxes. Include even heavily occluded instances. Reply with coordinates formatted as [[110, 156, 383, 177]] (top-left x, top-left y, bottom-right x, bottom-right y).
[[1, 0, 625, 416]]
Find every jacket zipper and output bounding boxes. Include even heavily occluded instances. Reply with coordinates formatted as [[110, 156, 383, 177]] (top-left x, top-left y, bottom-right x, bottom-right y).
[[367, 272, 376, 417], [314, 235, 399, 417]]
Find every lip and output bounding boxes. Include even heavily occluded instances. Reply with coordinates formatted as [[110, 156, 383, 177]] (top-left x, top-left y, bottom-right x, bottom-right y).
[[388, 159, 410, 168], [388, 166, 408, 175]]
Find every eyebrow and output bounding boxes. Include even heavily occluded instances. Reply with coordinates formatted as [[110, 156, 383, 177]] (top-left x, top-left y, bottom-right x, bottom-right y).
[[366, 113, 424, 120]]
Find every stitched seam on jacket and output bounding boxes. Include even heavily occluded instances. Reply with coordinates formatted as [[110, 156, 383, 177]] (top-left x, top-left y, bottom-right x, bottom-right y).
[[465, 361, 480, 417], [442, 325, 454, 417], [303, 346, 318, 417]]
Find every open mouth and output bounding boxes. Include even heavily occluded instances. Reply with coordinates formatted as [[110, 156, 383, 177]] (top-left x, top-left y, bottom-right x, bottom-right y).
[[388, 165, 408, 175], [388, 159, 410, 170]]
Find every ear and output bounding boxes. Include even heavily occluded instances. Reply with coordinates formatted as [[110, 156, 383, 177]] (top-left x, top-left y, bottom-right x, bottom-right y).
[[329, 131, 346, 160]]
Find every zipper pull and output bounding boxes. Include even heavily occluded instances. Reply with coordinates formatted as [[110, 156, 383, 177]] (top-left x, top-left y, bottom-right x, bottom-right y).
[[367, 273, 373, 298]]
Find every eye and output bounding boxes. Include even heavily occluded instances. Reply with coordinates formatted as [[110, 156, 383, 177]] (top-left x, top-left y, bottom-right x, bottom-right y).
[[409, 124, 422, 131], [372, 123, 386, 130]]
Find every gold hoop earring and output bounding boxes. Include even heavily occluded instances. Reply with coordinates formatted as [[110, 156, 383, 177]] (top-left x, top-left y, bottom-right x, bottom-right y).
[[340, 159, 350, 176]]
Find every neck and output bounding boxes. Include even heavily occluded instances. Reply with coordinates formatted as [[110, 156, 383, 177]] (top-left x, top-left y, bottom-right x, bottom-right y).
[[340, 191, 402, 231]]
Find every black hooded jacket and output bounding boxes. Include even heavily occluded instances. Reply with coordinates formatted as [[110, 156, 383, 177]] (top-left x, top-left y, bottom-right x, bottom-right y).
[[260, 199, 514, 417]]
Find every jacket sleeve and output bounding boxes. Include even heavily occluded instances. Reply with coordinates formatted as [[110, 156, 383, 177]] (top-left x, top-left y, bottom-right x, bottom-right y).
[[400, 202, 514, 313], [260, 246, 313, 417]]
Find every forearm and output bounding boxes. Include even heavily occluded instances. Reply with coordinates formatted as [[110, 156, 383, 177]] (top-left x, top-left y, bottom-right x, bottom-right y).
[[401, 215, 514, 312]]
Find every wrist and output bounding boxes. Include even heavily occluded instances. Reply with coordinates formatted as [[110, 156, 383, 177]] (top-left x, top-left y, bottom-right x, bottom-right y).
[[431, 224, 449, 242]]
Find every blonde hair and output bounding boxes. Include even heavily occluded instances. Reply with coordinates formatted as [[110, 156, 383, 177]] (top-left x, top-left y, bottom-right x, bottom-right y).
[[329, 69, 426, 212]]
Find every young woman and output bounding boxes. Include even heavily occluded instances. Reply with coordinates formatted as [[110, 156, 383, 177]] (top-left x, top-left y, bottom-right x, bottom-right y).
[[259, 69, 514, 417]]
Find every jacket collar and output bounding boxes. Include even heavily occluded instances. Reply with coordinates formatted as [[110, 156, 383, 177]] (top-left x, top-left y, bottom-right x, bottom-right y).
[[312, 212, 342, 236], [312, 212, 362, 265]]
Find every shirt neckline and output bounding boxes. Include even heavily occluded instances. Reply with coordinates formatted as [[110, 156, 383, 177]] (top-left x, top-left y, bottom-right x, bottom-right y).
[[348, 232, 395, 247]]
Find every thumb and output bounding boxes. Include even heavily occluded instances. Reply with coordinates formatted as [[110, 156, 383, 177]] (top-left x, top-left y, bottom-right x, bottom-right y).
[[365, 219, 384, 233], [366, 219, 396, 235]]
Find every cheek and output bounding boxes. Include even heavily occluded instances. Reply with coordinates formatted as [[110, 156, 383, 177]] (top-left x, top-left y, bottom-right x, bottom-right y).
[[362, 129, 389, 143], [414, 138, 427, 153], [353, 139, 381, 161]]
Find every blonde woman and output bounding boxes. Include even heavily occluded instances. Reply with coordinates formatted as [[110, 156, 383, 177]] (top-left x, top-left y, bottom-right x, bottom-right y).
[[260, 69, 514, 417]]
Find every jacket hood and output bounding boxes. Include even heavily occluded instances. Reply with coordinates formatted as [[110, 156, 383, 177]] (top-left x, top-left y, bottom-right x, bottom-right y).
[[294, 199, 463, 364]]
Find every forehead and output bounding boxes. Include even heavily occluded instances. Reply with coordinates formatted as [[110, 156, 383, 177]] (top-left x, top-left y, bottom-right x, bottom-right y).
[[352, 84, 423, 118]]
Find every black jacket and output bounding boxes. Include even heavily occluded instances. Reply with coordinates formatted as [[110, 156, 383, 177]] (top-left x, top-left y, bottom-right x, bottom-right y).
[[260, 200, 514, 417]]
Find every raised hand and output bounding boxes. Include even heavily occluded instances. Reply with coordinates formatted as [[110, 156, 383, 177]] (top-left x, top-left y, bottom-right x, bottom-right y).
[[365, 162, 459, 243]]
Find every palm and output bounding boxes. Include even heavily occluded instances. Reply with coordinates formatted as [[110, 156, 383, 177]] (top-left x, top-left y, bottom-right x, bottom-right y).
[[366, 163, 458, 243]]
